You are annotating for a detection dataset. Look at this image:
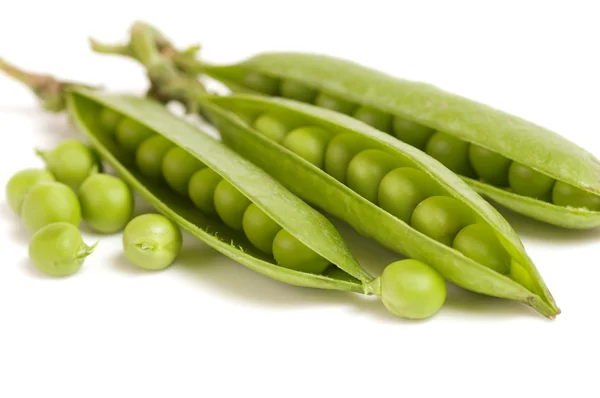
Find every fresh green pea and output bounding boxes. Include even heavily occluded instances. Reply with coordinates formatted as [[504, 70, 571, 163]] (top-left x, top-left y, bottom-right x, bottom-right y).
[[242, 204, 282, 254], [162, 147, 204, 195], [243, 71, 279, 95], [281, 126, 334, 168], [323, 133, 368, 183], [78, 174, 134, 233], [392, 117, 435, 150], [346, 149, 402, 203], [20, 181, 81, 233], [469, 144, 511, 186], [380, 259, 446, 320], [36, 139, 101, 191], [510, 261, 535, 292], [411, 196, 476, 246], [353, 106, 393, 133], [28, 222, 96, 277], [552, 181, 600, 211], [5, 168, 55, 214], [425, 131, 475, 177], [452, 224, 510, 274], [99, 107, 122, 133], [122, 213, 182, 270], [272, 229, 329, 274], [115, 117, 154, 153], [188, 168, 221, 215], [378, 167, 442, 223], [136, 135, 175, 179], [323, 265, 360, 283], [280, 80, 318, 103], [252, 112, 294, 143], [314, 92, 357, 115], [213, 179, 251, 231], [508, 162, 555, 201]]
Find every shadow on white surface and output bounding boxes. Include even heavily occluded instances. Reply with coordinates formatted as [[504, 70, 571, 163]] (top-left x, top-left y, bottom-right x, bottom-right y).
[[111, 251, 163, 276]]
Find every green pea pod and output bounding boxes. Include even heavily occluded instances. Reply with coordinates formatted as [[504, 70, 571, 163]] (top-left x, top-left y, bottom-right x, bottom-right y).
[[65, 87, 373, 293], [199, 53, 600, 229], [199, 93, 560, 318]]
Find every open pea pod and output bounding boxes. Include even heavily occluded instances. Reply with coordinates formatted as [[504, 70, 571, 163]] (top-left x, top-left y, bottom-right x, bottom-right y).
[[199, 53, 600, 229], [199, 93, 560, 318], [66, 87, 374, 293]]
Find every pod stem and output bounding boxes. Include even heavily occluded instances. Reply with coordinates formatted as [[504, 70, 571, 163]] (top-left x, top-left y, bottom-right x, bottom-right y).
[[77, 241, 98, 259], [364, 277, 382, 297]]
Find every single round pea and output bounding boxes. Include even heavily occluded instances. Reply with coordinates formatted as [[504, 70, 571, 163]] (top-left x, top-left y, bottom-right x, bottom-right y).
[[252, 112, 294, 143], [36, 139, 101, 191], [115, 117, 154, 153], [213, 180, 251, 231], [508, 162, 555, 201], [324, 133, 368, 183], [29, 222, 96, 277], [272, 229, 329, 274], [510, 261, 535, 292], [78, 174, 134, 233], [468, 144, 511, 186], [242, 204, 282, 254], [122, 213, 182, 270], [281, 126, 334, 168], [5, 168, 55, 214], [425, 131, 475, 177], [380, 259, 446, 320], [552, 181, 600, 211], [99, 107, 122, 133], [411, 196, 476, 246], [136, 135, 175, 179], [162, 147, 204, 195], [452, 224, 511, 274], [346, 149, 402, 203], [280, 80, 318, 103], [392, 117, 435, 149], [323, 265, 360, 283], [243, 71, 279, 95], [188, 168, 221, 215], [353, 106, 393, 133], [378, 167, 442, 223], [314, 92, 357, 115], [21, 181, 81, 233]]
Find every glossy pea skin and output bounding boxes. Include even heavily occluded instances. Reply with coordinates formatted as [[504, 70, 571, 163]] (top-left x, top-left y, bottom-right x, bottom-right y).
[[324, 133, 368, 183], [136, 135, 175, 179], [20, 181, 81, 233], [314, 92, 357, 115], [281, 126, 334, 168], [122, 213, 182, 270], [552, 181, 600, 211], [252, 112, 294, 143], [425, 132, 475, 177], [29, 222, 96, 277], [468, 144, 511, 186], [392, 117, 435, 150], [508, 162, 555, 201], [272, 229, 329, 274], [380, 259, 446, 320], [452, 224, 510, 274], [243, 71, 279, 95], [346, 149, 402, 203], [78, 174, 134, 233], [213, 180, 251, 231], [115, 118, 154, 153], [411, 196, 476, 246], [353, 105, 393, 133], [242, 204, 282, 254], [99, 107, 122, 133], [5, 168, 55, 214], [280, 80, 318, 103], [188, 168, 222, 215], [162, 147, 204, 195]]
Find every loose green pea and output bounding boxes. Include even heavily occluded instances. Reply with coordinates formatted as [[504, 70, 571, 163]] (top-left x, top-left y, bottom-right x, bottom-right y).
[[469, 144, 511, 186], [99, 107, 122, 133], [162, 147, 204, 195], [136, 135, 175, 179], [272, 229, 329, 274], [324, 133, 367, 183], [353, 106, 393, 133], [323, 265, 360, 283], [552, 181, 600, 211], [280, 80, 318, 103], [380, 259, 446, 320], [314, 92, 357, 115], [411, 196, 476, 246], [242, 204, 282, 254], [5, 168, 55, 214], [346, 149, 402, 203], [21, 181, 81, 233], [452, 224, 510, 274], [281, 126, 334, 168], [78, 174, 134, 233], [115, 118, 154, 153], [425, 131, 475, 177], [392, 117, 435, 150], [508, 162, 555, 201], [213, 180, 251, 231], [28, 222, 96, 277], [252, 112, 294, 143], [36, 139, 101, 191], [188, 168, 221, 215], [243, 71, 279, 95], [378, 167, 442, 223]]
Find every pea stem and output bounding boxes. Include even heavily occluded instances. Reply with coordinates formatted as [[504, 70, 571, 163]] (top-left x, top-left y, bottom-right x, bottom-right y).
[[364, 277, 382, 297], [76, 241, 98, 260]]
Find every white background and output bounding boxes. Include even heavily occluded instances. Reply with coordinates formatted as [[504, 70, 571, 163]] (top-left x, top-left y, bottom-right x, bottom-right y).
[[1, 1, 599, 397]]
